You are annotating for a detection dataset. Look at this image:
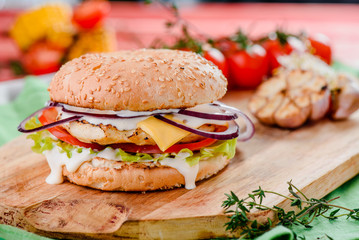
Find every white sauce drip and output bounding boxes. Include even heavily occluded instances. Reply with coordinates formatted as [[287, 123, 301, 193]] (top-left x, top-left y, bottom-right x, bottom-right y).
[[60, 103, 227, 130], [44, 146, 199, 189], [160, 152, 199, 189], [44, 146, 95, 184]]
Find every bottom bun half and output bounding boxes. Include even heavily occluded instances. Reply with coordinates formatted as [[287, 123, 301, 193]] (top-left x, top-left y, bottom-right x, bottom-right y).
[[62, 154, 231, 191]]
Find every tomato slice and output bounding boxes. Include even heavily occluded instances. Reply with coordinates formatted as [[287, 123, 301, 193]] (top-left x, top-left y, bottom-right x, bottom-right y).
[[38, 107, 105, 150], [111, 138, 217, 154], [38, 108, 218, 153]]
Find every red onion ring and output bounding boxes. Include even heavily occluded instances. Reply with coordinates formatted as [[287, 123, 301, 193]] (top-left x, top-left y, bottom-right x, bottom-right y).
[[19, 101, 253, 141], [48, 101, 238, 121], [154, 115, 240, 140], [177, 109, 237, 120], [210, 101, 255, 141], [17, 106, 82, 133]]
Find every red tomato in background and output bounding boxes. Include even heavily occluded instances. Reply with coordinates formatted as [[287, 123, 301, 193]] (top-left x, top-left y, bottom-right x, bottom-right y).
[[262, 39, 293, 74], [227, 44, 269, 89], [213, 37, 239, 57], [22, 42, 64, 75], [180, 47, 229, 80], [203, 47, 229, 78], [72, 0, 111, 29], [308, 34, 332, 65]]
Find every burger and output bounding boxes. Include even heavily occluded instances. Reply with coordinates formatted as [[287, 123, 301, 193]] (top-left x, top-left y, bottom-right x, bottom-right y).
[[18, 49, 254, 191]]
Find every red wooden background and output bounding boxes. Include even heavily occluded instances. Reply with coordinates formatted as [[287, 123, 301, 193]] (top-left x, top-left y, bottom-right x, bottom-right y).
[[0, 2, 359, 82]]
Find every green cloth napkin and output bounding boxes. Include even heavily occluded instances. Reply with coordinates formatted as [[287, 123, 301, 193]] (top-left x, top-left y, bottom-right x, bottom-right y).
[[1, 66, 359, 239], [0, 225, 51, 240], [0, 77, 49, 145]]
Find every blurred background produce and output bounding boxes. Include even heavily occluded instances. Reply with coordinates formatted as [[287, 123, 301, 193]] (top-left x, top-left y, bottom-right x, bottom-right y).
[[0, 0, 358, 86], [2, 0, 116, 77]]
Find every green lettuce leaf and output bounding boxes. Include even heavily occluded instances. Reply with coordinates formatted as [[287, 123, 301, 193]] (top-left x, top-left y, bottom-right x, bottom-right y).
[[26, 117, 55, 154], [184, 138, 237, 166]]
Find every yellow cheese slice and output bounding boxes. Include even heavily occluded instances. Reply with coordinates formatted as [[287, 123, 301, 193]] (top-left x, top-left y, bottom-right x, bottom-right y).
[[137, 116, 191, 151]]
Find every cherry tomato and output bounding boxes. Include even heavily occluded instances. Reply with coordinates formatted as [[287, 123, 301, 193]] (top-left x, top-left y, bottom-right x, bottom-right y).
[[213, 37, 239, 57], [262, 39, 293, 74], [38, 108, 218, 153], [22, 42, 64, 75], [72, 0, 111, 29], [203, 47, 229, 78], [179, 47, 229, 79], [227, 44, 269, 89], [308, 34, 332, 65]]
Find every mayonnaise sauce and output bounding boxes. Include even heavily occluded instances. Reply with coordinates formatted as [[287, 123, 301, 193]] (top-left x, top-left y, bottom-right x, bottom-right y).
[[44, 146, 95, 184], [59, 103, 228, 130], [160, 152, 199, 189]]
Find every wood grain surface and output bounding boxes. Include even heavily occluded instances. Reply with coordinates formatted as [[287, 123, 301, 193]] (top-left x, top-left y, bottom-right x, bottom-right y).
[[1, 91, 359, 239]]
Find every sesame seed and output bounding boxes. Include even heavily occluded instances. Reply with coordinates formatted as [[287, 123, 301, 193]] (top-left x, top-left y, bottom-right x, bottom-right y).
[[92, 64, 101, 71], [112, 74, 120, 80]]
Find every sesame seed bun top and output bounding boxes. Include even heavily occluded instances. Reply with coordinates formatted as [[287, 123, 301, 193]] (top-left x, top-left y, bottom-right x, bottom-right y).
[[48, 49, 228, 111]]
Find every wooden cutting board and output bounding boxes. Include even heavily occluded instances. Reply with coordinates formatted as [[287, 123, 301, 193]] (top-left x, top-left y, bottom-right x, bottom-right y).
[[1, 91, 359, 239]]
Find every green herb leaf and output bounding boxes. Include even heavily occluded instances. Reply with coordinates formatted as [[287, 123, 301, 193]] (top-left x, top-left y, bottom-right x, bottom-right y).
[[222, 181, 359, 238]]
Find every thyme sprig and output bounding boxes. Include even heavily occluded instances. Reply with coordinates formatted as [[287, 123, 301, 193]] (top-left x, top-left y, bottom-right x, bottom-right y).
[[222, 181, 359, 239], [146, 0, 210, 54]]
